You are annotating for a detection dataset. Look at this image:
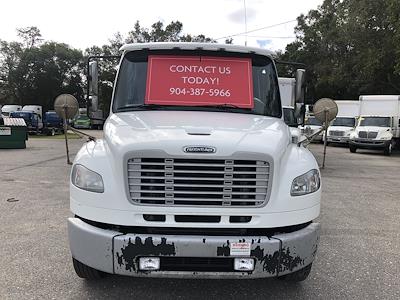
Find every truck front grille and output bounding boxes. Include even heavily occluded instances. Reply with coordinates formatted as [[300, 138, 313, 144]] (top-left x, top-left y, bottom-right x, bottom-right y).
[[127, 158, 270, 207], [359, 131, 378, 139], [329, 130, 344, 137]]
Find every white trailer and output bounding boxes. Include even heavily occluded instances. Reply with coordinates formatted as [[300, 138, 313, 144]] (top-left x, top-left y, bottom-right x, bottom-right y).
[[22, 105, 43, 131], [349, 95, 400, 155], [326, 100, 359, 144], [1, 105, 22, 116], [22, 105, 43, 119]]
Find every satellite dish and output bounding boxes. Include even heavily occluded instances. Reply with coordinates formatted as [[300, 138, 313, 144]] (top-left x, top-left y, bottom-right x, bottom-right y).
[[313, 98, 338, 123], [54, 94, 79, 119]]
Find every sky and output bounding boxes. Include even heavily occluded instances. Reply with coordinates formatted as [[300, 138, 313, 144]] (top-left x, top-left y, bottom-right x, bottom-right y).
[[0, 0, 323, 52]]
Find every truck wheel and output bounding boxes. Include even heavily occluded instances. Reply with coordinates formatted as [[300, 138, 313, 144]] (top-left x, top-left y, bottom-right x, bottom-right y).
[[383, 142, 392, 156], [72, 258, 105, 279], [278, 263, 312, 282], [349, 145, 357, 153]]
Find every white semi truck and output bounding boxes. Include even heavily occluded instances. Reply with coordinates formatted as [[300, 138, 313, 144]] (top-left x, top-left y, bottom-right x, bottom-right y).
[[68, 43, 321, 281], [326, 100, 359, 144], [349, 95, 400, 155]]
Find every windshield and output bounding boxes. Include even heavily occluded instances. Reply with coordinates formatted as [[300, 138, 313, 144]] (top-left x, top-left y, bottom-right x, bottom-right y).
[[112, 50, 281, 117], [46, 113, 59, 120], [283, 107, 296, 125], [10, 112, 32, 121], [359, 117, 390, 127], [332, 117, 355, 127], [305, 117, 322, 126]]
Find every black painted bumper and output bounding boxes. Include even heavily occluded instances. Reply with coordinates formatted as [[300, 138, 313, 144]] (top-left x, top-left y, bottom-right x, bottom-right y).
[[327, 136, 349, 143], [68, 218, 320, 278]]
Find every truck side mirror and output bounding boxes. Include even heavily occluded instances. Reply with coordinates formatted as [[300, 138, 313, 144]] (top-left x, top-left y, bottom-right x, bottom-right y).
[[88, 61, 99, 111], [90, 95, 99, 112], [295, 69, 305, 103], [295, 103, 305, 126]]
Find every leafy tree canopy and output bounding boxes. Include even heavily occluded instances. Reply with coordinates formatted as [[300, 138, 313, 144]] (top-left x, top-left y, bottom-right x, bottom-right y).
[[279, 0, 400, 102], [0, 21, 216, 112]]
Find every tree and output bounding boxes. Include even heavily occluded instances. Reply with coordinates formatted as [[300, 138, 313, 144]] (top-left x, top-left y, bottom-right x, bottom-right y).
[[279, 0, 400, 101], [0, 41, 84, 110], [17, 26, 43, 49], [0, 21, 220, 112]]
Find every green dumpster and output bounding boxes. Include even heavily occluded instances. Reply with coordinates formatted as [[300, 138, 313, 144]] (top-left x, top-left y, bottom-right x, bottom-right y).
[[0, 117, 27, 149]]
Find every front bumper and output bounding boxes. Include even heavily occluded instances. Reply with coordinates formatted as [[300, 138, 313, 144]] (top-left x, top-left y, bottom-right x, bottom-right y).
[[327, 136, 349, 143], [74, 124, 90, 129], [68, 217, 320, 278], [349, 139, 390, 149]]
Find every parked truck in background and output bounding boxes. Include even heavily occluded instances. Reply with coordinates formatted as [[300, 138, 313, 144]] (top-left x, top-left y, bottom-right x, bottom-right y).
[[299, 116, 323, 142], [43, 111, 63, 135], [349, 95, 400, 155], [326, 100, 359, 144], [1, 105, 22, 116], [9, 110, 43, 134], [89, 109, 104, 129], [68, 42, 321, 282]]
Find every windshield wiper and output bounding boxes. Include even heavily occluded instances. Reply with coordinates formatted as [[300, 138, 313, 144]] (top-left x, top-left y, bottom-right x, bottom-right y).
[[191, 104, 246, 109], [116, 104, 167, 111]]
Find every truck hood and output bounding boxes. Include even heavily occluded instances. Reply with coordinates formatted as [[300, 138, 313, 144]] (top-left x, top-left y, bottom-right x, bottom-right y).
[[103, 111, 290, 159]]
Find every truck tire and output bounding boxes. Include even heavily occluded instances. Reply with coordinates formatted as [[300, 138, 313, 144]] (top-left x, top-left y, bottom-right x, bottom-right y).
[[349, 145, 357, 153], [383, 142, 392, 156], [278, 263, 312, 282], [72, 258, 105, 279], [46, 128, 55, 136]]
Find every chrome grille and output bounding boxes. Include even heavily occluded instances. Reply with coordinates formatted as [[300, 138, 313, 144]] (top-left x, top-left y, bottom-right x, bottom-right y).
[[359, 131, 378, 139], [127, 158, 270, 207], [329, 130, 344, 137]]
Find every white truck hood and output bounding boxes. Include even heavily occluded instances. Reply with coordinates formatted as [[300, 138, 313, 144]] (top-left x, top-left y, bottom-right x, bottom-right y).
[[103, 111, 290, 158]]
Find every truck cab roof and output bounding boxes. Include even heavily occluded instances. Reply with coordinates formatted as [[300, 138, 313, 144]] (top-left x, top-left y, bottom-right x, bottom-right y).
[[120, 42, 275, 57]]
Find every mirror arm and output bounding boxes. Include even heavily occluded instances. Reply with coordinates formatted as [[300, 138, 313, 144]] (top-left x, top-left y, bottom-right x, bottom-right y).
[[67, 125, 96, 142], [297, 126, 326, 147]]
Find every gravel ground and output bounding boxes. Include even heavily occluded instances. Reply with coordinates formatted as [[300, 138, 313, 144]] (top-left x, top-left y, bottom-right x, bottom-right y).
[[0, 135, 399, 299]]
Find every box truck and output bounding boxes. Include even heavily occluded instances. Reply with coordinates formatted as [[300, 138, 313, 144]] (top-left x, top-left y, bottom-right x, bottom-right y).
[[68, 42, 321, 281], [326, 100, 359, 144], [349, 95, 400, 155], [19, 105, 43, 133]]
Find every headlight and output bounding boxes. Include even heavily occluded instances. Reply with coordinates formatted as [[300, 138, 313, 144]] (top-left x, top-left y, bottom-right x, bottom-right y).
[[291, 169, 320, 196], [380, 133, 392, 140], [71, 164, 104, 193]]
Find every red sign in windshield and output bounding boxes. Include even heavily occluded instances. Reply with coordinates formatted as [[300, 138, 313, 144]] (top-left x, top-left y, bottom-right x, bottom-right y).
[[145, 55, 254, 108]]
